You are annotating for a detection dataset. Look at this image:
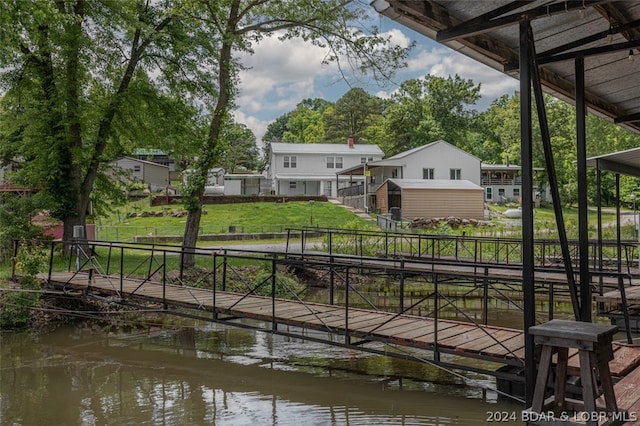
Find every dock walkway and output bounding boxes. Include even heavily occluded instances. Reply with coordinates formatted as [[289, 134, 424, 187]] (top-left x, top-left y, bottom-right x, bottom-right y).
[[44, 271, 640, 379]]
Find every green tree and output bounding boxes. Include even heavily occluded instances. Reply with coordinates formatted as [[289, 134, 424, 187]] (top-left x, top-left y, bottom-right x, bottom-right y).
[[378, 75, 481, 156], [281, 103, 326, 143], [422, 74, 481, 147], [0, 1, 184, 242], [323, 87, 384, 143], [263, 113, 290, 143], [219, 122, 259, 173], [179, 0, 411, 264]]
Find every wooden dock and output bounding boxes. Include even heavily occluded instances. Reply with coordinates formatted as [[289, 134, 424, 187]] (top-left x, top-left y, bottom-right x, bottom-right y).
[[43, 270, 640, 379], [597, 286, 640, 305]]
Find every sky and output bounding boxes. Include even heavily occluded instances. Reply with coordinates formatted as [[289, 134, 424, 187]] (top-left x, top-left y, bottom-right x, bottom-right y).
[[233, 10, 520, 147]]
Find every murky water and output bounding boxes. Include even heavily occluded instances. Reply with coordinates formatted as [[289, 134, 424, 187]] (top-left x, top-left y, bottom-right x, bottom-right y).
[[1, 319, 525, 425]]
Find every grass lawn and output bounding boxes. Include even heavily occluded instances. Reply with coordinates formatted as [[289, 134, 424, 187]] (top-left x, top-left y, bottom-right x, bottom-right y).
[[92, 197, 635, 243], [96, 200, 375, 242], [487, 204, 628, 239]]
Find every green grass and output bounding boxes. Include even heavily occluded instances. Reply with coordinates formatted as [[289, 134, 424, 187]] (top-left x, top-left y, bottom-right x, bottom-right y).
[[94, 199, 635, 243], [486, 204, 627, 239], [95, 200, 374, 242]]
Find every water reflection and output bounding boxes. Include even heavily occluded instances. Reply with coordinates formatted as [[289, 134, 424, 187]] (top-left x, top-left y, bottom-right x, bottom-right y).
[[1, 322, 524, 425]]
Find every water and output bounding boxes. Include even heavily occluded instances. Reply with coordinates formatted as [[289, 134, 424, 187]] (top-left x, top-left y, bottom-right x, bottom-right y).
[[1, 320, 525, 425]]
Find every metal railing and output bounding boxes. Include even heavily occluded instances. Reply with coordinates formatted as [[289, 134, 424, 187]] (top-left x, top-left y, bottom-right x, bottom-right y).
[[289, 227, 640, 272], [14, 236, 636, 379]]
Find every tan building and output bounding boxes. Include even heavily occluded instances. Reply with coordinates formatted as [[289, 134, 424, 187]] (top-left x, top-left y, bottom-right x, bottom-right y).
[[375, 179, 485, 221]]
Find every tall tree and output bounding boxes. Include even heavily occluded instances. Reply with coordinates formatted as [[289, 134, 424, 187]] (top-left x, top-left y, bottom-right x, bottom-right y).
[[323, 88, 384, 143], [219, 122, 259, 173], [0, 0, 183, 241], [178, 0, 411, 264], [281, 103, 326, 143]]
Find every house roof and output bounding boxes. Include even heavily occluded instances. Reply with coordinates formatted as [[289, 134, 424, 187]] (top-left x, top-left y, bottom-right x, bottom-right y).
[[482, 164, 544, 172], [275, 173, 363, 181], [384, 178, 483, 190], [132, 148, 169, 156], [373, 1, 640, 134], [339, 140, 476, 175], [117, 156, 169, 170], [385, 140, 480, 162], [270, 142, 384, 156], [586, 146, 640, 178]]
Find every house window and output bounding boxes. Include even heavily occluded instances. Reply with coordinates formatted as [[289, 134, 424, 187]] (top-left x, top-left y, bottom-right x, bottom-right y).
[[391, 168, 398, 178], [498, 188, 505, 199], [486, 187, 493, 200], [450, 168, 461, 180], [423, 168, 435, 179], [513, 188, 520, 198], [133, 165, 141, 172], [289, 181, 297, 189], [284, 156, 297, 168], [326, 156, 343, 168], [360, 157, 373, 164]]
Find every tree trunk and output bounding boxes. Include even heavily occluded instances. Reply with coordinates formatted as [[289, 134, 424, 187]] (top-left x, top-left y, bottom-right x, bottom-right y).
[[181, 204, 202, 268], [180, 0, 240, 266]]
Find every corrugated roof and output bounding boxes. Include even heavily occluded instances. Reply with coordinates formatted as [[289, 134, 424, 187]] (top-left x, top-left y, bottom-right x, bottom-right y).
[[586, 146, 640, 178], [374, 1, 640, 134], [270, 142, 384, 155], [481, 164, 544, 171], [385, 178, 483, 190]]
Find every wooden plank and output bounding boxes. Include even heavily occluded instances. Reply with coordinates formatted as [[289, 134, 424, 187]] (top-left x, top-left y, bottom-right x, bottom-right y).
[[413, 323, 478, 345], [361, 317, 426, 335], [442, 328, 519, 353], [313, 310, 374, 328], [603, 365, 640, 412], [371, 319, 435, 340], [455, 329, 521, 353], [608, 344, 640, 377], [480, 334, 525, 358]]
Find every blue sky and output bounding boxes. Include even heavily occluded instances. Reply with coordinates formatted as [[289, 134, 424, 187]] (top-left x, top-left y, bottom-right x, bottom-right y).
[[234, 12, 520, 145]]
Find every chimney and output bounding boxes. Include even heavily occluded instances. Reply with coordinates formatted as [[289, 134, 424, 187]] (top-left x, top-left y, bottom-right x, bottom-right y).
[[347, 136, 354, 148]]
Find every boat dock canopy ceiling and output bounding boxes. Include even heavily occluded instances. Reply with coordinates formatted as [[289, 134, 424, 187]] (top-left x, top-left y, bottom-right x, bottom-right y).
[[371, 1, 640, 134]]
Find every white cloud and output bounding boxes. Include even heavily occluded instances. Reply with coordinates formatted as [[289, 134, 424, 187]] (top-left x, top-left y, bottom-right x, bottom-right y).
[[233, 25, 519, 144], [233, 110, 270, 151], [428, 51, 518, 99]]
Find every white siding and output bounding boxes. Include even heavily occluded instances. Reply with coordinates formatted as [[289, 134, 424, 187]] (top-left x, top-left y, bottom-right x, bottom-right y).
[[113, 157, 169, 190], [269, 143, 384, 195], [399, 142, 481, 185]]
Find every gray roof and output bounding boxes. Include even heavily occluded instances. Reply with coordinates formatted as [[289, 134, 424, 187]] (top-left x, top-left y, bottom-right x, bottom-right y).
[[375, 1, 640, 134], [385, 178, 483, 190], [482, 164, 544, 172], [587, 147, 640, 178], [385, 140, 479, 162], [339, 140, 478, 175], [270, 142, 384, 156]]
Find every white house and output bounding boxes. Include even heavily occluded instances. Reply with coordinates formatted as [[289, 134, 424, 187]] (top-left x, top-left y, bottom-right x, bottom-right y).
[[339, 140, 481, 212], [367, 140, 481, 186], [267, 139, 384, 197], [481, 164, 545, 203]]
